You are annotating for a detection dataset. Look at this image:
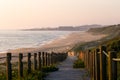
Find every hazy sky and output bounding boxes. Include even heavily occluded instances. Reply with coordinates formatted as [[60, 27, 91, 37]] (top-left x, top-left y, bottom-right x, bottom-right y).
[[0, 0, 120, 29]]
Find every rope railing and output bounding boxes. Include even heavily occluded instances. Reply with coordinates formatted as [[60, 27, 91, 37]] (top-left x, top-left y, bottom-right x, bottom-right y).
[[0, 52, 68, 80], [102, 51, 109, 57], [80, 45, 118, 80], [0, 54, 31, 59], [112, 58, 120, 61], [102, 51, 120, 62], [0, 57, 6, 59]]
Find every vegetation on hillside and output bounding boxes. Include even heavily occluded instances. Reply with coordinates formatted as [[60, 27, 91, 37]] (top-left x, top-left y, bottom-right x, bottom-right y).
[[87, 24, 120, 35], [102, 37, 120, 53]]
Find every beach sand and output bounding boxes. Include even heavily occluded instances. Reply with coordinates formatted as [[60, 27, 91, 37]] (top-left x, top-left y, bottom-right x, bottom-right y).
[[2, 31, 106, 55]]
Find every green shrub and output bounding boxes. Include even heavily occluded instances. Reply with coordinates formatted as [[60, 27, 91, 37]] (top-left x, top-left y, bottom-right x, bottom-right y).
[[0, 75, 6, 80], [73, 59, 85, 68], [0, 65, 59, 80], [42, 65, 59, 72], [21, 70, 43, 80]]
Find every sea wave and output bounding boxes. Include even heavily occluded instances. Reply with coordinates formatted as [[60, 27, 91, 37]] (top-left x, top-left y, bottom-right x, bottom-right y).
[[0, 30, 73, 53]]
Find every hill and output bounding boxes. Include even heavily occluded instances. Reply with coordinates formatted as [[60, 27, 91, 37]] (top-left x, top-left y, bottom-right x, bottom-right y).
[[73, 24, 120, 52], [87, 24, 120, 35]]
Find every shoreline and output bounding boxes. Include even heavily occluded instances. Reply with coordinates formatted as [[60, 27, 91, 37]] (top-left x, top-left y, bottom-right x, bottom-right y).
[[0, 31, 106, 56]]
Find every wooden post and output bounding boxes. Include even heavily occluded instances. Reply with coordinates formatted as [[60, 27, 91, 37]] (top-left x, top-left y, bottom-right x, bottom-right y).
[[89, 50, 93, 79], [92, 51, 94, 79], [99, 46, 107, 80], [95, 48, 100, 80], [86, 50, 88, 68], [93, 50, 95, 80], [83, 51, 85, 62], [108, 51, 117, 80], [38, 52, 42, 70], [51, 52, 54, 65], [87, 50, 89, 70], [112, 58, 117, 80], [88, 50, 91, 71], [45, 52, 48, 66], [64, 53, 66, 61], [58, 53, 60, 62], [34, 53, 37, 70], [64, 53, 67, 60], [52, 53, 55, 64], [60, 53, 62, 61], [6, 53, 12, 80], [62, 53, 64, 61], [57, 53, 60, 62], [54, 53, 57, 63], [84, 51, 87, 68], [85, 51, 87, 68], [42, 52, 45, 66], [65, 52, 68, 59], [60, 53, 62, 62], [38, 52, 42, 80], [18, 53, 23, 78], [47, 53, 50, 66], [27, 53, 31, 74], [44, 52, 46, 66], [56, 53, 58, 63], [49, 53, 52, 65]]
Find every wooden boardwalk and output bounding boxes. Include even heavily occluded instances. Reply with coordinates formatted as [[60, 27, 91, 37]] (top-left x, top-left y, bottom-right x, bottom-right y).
[[45, 56, 90, 80]]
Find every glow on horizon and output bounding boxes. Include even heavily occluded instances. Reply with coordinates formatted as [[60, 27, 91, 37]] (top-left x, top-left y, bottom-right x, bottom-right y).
[[0, 0, 120, 30]]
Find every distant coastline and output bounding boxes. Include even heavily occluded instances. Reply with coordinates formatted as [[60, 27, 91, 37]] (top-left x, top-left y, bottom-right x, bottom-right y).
[[21, 24, 103, 31]]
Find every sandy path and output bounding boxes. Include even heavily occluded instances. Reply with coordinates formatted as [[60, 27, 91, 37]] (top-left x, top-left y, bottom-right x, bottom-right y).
[[45, 56, 90, 80]]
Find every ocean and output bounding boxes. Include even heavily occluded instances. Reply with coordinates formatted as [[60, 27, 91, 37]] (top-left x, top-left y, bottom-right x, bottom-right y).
[[0, 30, 73, 53]]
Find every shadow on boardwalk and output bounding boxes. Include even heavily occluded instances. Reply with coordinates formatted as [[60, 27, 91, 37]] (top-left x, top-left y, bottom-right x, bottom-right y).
[[45, 56, 90, 80]]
